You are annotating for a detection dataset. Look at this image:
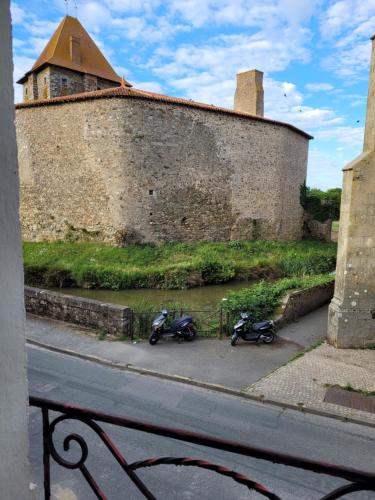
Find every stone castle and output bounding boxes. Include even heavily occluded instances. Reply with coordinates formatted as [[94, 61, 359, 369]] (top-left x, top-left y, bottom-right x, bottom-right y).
[[16, 15, 312, 245]]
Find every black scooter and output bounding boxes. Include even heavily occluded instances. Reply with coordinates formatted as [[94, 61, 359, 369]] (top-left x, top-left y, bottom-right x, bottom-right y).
[[149, 310, 196, 345], [231, 312, 275, 346]]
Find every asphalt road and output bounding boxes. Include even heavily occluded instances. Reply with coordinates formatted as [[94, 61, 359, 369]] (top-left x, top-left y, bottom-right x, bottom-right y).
[[28, 345, 375, 500]]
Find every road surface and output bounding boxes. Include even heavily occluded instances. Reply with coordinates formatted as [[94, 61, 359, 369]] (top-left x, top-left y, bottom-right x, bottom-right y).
[[28, 345, 375, 499]]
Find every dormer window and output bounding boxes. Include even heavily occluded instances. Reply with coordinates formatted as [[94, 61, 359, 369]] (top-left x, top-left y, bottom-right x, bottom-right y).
[[70, 36, 81, 64]]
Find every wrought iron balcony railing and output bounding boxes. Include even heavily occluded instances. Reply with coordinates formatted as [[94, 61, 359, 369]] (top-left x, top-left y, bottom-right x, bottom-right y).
[[30, 396, 375, 500]]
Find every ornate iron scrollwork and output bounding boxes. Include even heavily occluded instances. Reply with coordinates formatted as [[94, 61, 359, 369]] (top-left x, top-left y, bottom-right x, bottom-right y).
[[31, 396, 375, 500]]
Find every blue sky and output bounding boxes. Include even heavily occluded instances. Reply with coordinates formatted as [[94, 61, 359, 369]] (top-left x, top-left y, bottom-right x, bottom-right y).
[[10, 0, 375, 190]]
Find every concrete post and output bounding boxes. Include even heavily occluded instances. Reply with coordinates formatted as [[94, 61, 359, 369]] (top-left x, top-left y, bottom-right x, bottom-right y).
[[0, 1, 32, 497], [234, 70, 264, 117], [327, 36, 375, 348]]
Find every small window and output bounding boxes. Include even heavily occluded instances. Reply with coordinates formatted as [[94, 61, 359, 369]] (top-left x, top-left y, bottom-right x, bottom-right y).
[[61, 77, 68, 85], [149, 190, 154, 195], [25, 88, 28, 95], [44, 77, 47, 84]]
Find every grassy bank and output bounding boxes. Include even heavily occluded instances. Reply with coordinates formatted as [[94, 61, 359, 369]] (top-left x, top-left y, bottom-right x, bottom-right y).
[[23, 240, 337, 291], [221, 274, 334, 321]]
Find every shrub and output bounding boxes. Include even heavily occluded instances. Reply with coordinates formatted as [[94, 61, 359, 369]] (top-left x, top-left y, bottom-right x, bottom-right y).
[[221, 275, 334, 322], [300, 183, 342, 222], [198, 259, 235, 284]]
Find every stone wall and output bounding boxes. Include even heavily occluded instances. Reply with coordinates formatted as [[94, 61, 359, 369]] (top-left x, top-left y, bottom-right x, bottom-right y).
[[304, 215, 333, 241], [275, 281, 334, 328], [16, 95, 309, 244], [23, 67, 119, 101], [25, 286, 132, 336]]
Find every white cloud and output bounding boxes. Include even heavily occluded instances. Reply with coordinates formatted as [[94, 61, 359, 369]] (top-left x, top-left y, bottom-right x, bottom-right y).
[[104, 0, 161, 14], [305, 82, 334, 92], [11, 2, 25, 24], [12, 54, 36, 102], [168, 0, 321, 29], [323, 40, 371, 78], [307, 148, 344, 189], [132, 81, 165, 93], [111, 15, 186, 43], [150, 29, 310, 87], [314, 125, 364, 147], [27, 19, 59, 37], [320, 0, 375, 39], [20, 37, 49, 57], [12, 54, 35, 82], [77, 2, 112, 33], [320, 1, 375, 79]]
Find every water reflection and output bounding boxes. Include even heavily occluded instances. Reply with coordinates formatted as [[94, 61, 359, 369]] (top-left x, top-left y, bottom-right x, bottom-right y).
[[52, 281, 254, 310]]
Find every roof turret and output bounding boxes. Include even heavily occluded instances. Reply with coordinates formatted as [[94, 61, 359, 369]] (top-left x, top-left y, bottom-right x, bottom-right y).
[[17, 15, 131, 86]]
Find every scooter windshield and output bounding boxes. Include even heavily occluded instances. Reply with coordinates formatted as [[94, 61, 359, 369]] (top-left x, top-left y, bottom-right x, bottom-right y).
[[152, 314, 166, 328]]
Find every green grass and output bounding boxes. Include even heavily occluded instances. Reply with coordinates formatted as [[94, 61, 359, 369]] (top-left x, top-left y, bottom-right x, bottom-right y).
[[332, 221, 339, 232], [325, 383, 375, 397], [23, 239, 337, 291], [221, 275, 334, 321], [286, 339, 325, 364]]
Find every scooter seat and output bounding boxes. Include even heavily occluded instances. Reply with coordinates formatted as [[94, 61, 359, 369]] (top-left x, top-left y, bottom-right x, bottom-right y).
[[170, 316, 193, 330], [252, 320, 272, 331]]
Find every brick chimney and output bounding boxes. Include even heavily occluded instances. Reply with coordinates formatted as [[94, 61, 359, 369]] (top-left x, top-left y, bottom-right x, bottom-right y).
[[234, 69, 264, 117]]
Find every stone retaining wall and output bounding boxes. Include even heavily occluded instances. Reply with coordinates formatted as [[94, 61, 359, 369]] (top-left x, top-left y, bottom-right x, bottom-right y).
[[25, 286, 132, 336], [275, 281, 334, 328]]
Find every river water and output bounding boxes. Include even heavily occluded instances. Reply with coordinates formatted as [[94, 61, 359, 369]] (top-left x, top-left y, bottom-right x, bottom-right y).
[[53, 281, 253, 310]]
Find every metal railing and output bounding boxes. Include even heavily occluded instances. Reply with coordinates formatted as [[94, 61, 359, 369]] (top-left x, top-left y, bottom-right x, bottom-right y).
[[131, 308, 233, 339], [30, 395, 375, 499]]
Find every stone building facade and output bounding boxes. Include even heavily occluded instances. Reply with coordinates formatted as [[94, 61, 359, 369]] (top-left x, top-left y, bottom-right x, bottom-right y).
[[16, 87, 311, 245], [22, 65, 119, 101]]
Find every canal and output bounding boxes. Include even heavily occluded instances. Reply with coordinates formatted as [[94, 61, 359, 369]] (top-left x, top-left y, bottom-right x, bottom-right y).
[[53, 281, 253, 310]]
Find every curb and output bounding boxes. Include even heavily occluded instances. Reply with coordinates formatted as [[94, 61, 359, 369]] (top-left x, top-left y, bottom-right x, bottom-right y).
[[26, 337, 375, 430]]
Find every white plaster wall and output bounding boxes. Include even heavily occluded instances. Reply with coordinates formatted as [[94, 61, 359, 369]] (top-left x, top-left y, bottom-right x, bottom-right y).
[[0, 2, 32, 498]]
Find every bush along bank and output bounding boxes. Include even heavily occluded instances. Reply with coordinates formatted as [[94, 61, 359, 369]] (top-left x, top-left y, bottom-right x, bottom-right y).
[[221, 275, 335, 324], [23, 240, 337, 291]]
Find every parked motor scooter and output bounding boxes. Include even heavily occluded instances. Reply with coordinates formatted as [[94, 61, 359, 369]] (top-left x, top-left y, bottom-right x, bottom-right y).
[[149, 310, 196, 345], [231, 312, 275, 346]]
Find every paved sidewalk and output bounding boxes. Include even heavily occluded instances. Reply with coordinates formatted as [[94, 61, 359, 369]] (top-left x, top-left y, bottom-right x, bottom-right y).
[[26, 306, 328, 391], [246, 342, 375, 424]]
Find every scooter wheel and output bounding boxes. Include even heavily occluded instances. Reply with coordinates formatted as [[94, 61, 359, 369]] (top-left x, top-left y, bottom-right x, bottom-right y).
[[262, 332, 275, 344], [149, 334, 159, 345], [231, 334, 239, 346], [184, 326, 196, 341]]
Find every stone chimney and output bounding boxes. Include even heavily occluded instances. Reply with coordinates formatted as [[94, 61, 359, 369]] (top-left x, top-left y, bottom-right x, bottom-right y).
[[234, 69, 264, 117]]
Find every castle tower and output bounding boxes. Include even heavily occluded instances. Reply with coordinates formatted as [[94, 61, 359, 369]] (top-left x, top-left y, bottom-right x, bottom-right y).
[[327, 35, 375, 348], [234, 70, 264, 117], [17, 15, 131, 101]]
